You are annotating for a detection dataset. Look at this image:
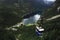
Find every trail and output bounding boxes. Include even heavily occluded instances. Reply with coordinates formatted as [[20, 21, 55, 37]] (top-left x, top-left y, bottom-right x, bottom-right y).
[[5, 14, 60, 31], [46, 14, 60, 21]]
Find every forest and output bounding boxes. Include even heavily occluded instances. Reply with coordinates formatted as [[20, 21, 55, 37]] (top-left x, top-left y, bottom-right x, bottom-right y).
[[0, 0, 60, 40]]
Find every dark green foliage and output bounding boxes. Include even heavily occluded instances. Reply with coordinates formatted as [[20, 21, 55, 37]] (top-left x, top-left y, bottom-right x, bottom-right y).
[[0, 6, 21, 27], [18, 25, 45, 40], [42, 0, 60, 40], [0, 30, 16, 40], [0, 0, 60, 40]]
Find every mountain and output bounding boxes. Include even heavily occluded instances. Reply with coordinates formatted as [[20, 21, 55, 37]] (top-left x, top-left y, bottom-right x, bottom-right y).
[[32, 0, 55, 9]]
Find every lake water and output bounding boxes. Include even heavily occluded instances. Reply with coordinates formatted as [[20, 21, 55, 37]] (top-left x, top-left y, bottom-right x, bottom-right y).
[[22, 14, 40, 25]]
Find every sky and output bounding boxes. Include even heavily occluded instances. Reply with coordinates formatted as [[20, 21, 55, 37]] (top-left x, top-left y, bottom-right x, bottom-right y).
[[44, 0, 56, 4], [45, 0, 55, 2]]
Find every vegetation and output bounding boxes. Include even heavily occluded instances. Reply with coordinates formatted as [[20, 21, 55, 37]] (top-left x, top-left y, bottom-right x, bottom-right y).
[[0, 0, 60, 40]]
